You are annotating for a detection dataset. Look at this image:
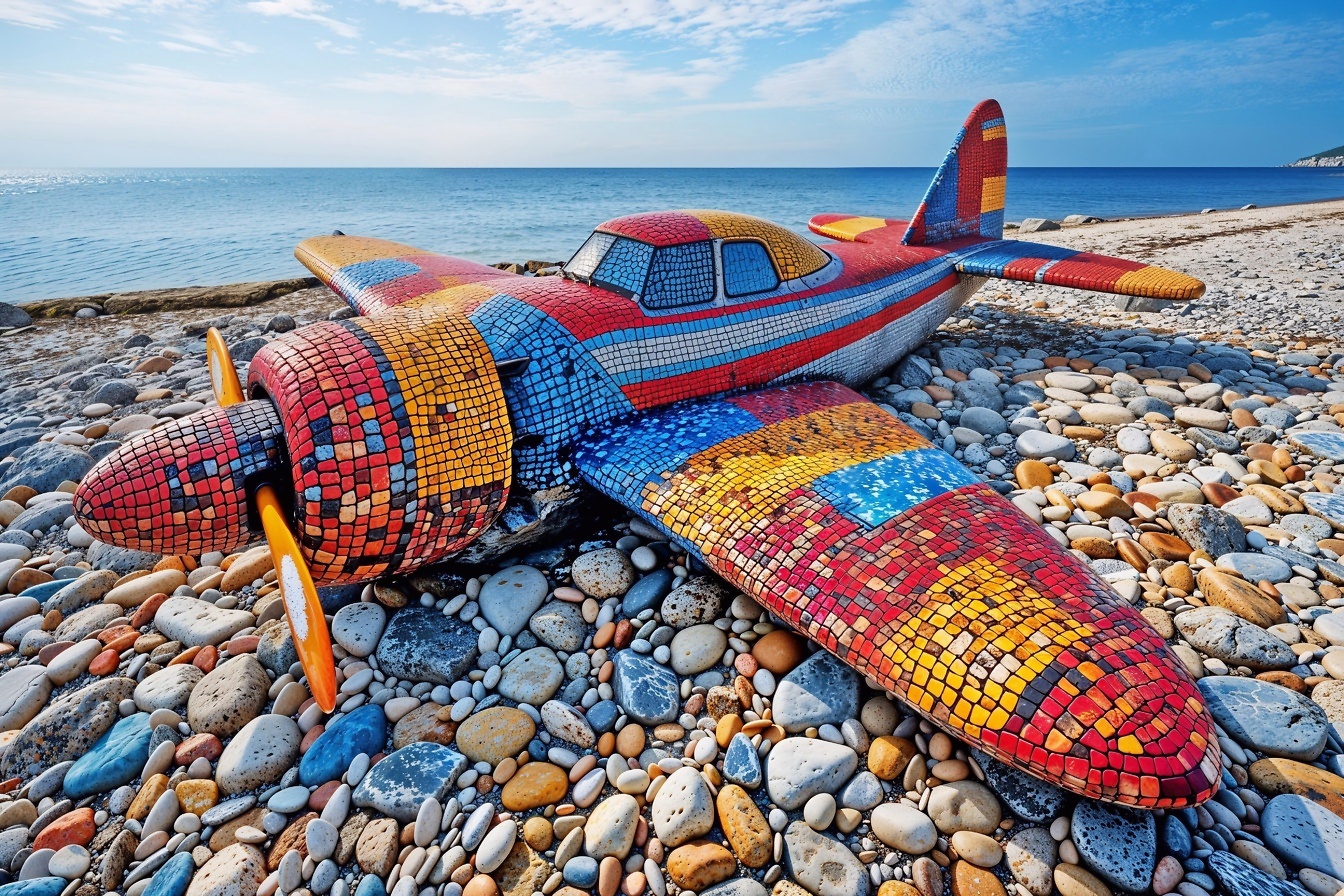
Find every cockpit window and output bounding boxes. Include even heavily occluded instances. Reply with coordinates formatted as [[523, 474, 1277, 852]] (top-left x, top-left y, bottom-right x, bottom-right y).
[[591, 238, 654, 298], [643, 241, 715, 310], [564, 232, 616, 280], [722, 240, 780, 298]]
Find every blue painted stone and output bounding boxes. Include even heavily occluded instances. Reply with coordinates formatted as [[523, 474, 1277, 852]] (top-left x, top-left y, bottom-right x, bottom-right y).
[[15, 580, 67, 604], [1198, 677, 1328, 762], [1304, 493, 1344, 531], [1161, 814, 1192, 859], [622, 569, 673, 617], [611, 650, 678, 726], [1209, 852, 1311, 896], [1291, 431, 1344, 463], [299, 704, 387, 787], [63, 712, 152, 798], [771, 651, 858, 733], [971, 749, 1066, 823], [354, 875, 387, 896], [0, 879, 67, 896], [351, 741, 467, 823], [586, 700, 619, 734], [723, 732, 762, 789], [142, 851, 194, 896], [563, 856, 599, 888], [1070, 800, 1155, 892]]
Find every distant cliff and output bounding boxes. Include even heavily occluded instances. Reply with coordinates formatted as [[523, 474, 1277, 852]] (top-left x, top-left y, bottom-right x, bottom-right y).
[[1288, 144, 1344, 167]]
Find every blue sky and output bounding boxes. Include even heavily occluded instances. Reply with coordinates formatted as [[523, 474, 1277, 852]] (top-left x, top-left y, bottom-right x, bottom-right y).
[[1, 0, 1340, 166]]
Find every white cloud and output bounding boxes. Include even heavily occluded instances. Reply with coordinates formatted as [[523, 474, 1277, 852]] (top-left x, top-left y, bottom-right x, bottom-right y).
[[383, 0, 867, 48], [0, 0, 68, 27], [246, 0, 359, 38], [347, 47, 726, 105], [160, 26, 258, 54]]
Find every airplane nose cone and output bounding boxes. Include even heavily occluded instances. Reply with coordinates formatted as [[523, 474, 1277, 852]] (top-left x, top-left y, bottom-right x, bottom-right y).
[[74, 399, 285, 556]]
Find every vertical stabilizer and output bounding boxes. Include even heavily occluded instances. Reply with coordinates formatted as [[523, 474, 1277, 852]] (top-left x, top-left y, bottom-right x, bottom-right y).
[[902, 100, 1007, 246]]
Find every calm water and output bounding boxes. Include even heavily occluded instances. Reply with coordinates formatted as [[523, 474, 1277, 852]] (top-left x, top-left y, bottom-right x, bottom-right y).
[[2, 167, 1342, 304]]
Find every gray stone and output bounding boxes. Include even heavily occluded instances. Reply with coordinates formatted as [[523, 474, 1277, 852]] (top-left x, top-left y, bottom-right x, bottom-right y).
[[1168, 504, 1246, 558], [42, 570, 118, 616], [765, 737, 858, 811], [0, 664, 52, 732], [0, 443, 94, 495], [937, 347, 986, 374], [970, 749, 1066, 823], [1198, 676, 1328, 761], [611, 650, 679, 725], [528, 601, 586, 652], [1175, 608, 1296, 670], [154, 596, 253, 647], [478, 565, 548, 636], [1015, 430, 1076, 461], [660, 577, 731, 628], [1216, 553, 1293, 584], [374, 607, 478, 685], [959, 407, 1008, 437], [87, 541, 162, 575], [723, 732, 762, 789], [771, 651, 859, 733], [783, 822, 870, 896], [1260, 793, 1344, 878], [1207, 852, 1312, 896], [351, 742, 466, 823], [1070, 800, 1156, 892], [496, 647, 563, 706], [954, 380, 1003, 412], [0, 677, 133, 780]]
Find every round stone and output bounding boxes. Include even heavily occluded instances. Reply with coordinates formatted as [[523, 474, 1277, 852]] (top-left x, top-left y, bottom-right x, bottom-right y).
[[331, 603, 387, 657], [479, 566, 549, 636], [456, 707, 536, 764], [926, 780, 1001, 835], [668, 624, 727, 676], [570, 549, 636, 599], [870, 803, 937, 854]]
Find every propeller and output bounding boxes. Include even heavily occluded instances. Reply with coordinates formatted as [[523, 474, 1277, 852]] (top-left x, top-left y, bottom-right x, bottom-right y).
[[206, 328, 338, 712]]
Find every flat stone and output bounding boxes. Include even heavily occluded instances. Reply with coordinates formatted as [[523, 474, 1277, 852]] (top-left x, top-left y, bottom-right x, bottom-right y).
[[454, 706, 535, 764], [1208, 851, 1313, 896], [154, 596, 252, 647], [622, 569, 673, 617], [651, 766, 714, 848], [583, 793, 639, 859], [1, 676, 133, 780], [1290, 432, 1344, 463], [501, 762, 568, 812], [1071, 800, 1155, 892], [1015, 430, 1075, 461], [1304, 493, 1344, 531], [660, 578, 731, 628], [0, 665, 52, 732], [133, 664, 203, 713], [42, 569, 117, 616], [187, 654, 269, 738], [63, 712, 152, 798], [571, 549, 635, 598], [667, 840, 735, 891], [970, 750, 1066, 823], [611, 650, 679, 725], [528, 601, 586, 652], [1196, 569, 1288, 627], [390, 702, 457, 749], [300, 704, 387, 787], [1004, 826, 1056, 896], [1260, 793, 1344, 878], [374, 608, 477, 685], [1199, 676, 1328, 761], [1168, 503, 1246, 558], [215, 714, 300, 795], [1175, 608, 1296, 670], [771, 651, 859, 733], [1249, 757, 1344, 820], [497, 647, 563, 705], [330, 603, 386, 658], [479, 565, 549, 636], [926, 780, 1001, 835], [184, 843, 265, 896], [783, 821, 870, 896], [352, 741, 466, 823], [765, 737, 857, 811], [1217, 553, 1293, 584]]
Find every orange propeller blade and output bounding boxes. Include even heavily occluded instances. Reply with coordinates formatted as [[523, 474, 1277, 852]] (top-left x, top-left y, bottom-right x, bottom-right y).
[[204, 327, 339, 712], [205, 328, 245, 407]]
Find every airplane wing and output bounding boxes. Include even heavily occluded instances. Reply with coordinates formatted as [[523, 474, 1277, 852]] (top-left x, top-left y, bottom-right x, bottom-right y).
[[573, 381, 1220, 808], [952, 239, 1205, 300], [295, 234, 518, 317]]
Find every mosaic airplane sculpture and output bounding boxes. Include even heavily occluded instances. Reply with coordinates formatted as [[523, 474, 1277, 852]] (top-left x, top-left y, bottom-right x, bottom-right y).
[[75, 100, 1222, 809]]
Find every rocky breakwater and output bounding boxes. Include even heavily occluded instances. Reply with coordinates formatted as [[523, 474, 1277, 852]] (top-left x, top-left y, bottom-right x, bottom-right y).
[[0, 284, 1343, 896]]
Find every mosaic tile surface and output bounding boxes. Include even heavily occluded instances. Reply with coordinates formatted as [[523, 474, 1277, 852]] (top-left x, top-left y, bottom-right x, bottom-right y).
[[575, 381, 1221, 808]]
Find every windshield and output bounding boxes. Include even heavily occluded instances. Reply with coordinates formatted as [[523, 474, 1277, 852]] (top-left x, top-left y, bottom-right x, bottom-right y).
[[564, 232, 655, 299]]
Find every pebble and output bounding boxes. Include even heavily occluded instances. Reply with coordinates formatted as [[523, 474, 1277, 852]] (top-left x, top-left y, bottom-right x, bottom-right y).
[[351, 741, 467, 822], [771, 650, 859, 733], [926, 780, 1002, 835], [330, 602, 386, 657], [611, 650, 679, 725], [479, 565, 549, 636], [571, 549, 636, 599], [1260, 793, 1344, 878], [584, 794, 640, 859], [1198, 676, 1328, 761], [870, 802, 937, 854], [651, 766, 714, 847], [1070, 800, 1156, 892], [497, 647, 564, 705], [765, 737, 858, 810], [783, 821, 870, 896], [668, 623, 727, 675], [1005, 826, 1056, 896], [215, 714, 300, 794]]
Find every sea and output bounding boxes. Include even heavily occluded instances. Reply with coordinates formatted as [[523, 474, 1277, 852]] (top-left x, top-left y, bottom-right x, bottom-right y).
[[2, 167, 1342, 304]]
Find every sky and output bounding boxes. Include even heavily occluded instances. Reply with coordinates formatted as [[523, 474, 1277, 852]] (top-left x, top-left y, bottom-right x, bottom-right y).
[[0, 0, 1341, 167]]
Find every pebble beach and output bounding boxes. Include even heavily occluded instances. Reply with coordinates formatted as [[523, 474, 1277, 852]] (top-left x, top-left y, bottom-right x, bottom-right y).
[[0, 198, 1342, 896]]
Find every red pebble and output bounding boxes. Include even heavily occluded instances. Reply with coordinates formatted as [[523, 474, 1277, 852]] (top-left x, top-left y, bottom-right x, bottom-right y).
[[97, 625, 136, 645], [613, 619, 635, 650], [309, 780, 341, 811], [193, 645, 219, 673], [33, 808, 95, 851], [299, 725, 324, 754], [87, 648, 120, 676], [175, 733, 222, 765], [168, 646, 201, 666], [103, 631, 140, 653], [130, 593, 170, 628], [0, 779, 19, 795], [734, 653, 759, 677], [37, 642, 75, 665], [226, 635, 260, 654]]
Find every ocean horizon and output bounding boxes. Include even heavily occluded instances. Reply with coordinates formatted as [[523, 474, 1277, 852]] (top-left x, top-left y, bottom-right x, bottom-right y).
[[3, 166, 1342, 305]]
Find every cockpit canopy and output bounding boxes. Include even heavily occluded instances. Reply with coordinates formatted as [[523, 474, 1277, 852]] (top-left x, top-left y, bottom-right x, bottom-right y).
[[563, 210, 831, 310]]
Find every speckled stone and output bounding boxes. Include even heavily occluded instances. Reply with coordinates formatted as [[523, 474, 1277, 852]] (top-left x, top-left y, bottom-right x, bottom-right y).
[[351, 742, 466, 823], [611, 650, 679, 725], [1208, 852, 1312, 896], [1070, 800, 1156, 892], [1260, 793, 1344, 878], [771, 650, 859, 733], [0, 676, 134, 780], [1199, 676, 1328, 761], [373, 608, 478, 686], [970, 750, 1066, 823]]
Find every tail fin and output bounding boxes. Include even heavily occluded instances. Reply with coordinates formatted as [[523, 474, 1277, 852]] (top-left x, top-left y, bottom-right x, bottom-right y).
[[902, 99, 1006, 246]]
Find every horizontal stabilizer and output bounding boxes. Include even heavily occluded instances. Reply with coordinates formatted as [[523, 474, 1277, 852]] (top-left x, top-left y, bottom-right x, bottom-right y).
[[808, 214, 910, 245], [954, 239, 1205, 300]]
